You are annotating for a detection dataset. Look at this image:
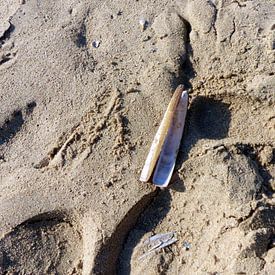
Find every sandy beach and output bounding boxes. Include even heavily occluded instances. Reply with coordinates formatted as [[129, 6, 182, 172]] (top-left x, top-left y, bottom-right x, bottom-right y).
[[0, 0, 274, 274]]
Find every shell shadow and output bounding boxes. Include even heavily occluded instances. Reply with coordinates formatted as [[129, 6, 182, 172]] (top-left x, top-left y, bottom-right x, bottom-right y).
[[174, 96, 232, 190], [188, 96, 231, 140]]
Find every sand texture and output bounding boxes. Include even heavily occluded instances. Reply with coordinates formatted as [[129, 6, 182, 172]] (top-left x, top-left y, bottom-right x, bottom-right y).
[[0, 0, 274, 274]]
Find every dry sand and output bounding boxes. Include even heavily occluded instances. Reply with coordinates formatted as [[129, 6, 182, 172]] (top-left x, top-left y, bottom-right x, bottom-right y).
[[0, 0, 274, 274]]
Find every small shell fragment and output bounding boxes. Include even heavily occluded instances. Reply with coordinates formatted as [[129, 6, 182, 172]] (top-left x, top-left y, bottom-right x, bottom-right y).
[[139, 232, 177, 259], [92, 40, 100, 48], [183, 241, 191, 251], [140, 85, 188, 187], [139, 18, 148, 31]]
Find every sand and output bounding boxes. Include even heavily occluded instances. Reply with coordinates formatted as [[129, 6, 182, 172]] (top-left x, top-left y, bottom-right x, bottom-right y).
[[0, 0, 274, 274]]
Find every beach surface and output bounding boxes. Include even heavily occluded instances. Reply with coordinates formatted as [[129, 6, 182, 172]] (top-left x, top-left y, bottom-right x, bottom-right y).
[[0, 0, 274, 274]]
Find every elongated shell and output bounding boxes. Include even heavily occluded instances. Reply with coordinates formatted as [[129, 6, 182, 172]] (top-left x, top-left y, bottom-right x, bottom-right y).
[[139, 85, 187, 183], [153, 90, 188, 187]]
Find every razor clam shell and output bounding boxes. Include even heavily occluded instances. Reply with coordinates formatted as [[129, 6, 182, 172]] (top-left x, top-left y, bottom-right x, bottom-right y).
[[139, 85, 185, 182], [153, 90, 188, 187]]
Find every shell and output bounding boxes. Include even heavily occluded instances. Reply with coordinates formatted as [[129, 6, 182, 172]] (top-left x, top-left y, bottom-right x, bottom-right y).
[[139, 18, 148, 31], [92, 40, 100, 48], [153, 90, 188, 187], [140, 85, 188, 186]]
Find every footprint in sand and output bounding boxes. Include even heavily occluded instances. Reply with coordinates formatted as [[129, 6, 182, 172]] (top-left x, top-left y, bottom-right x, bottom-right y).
[[0, 212, 82, 274]]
